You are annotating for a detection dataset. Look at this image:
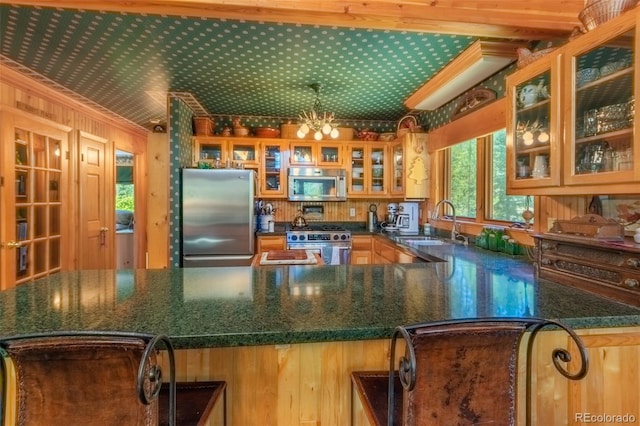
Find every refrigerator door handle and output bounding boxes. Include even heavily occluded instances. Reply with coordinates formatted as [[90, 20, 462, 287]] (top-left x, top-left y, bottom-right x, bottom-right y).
[[184, 255, 254, 261]]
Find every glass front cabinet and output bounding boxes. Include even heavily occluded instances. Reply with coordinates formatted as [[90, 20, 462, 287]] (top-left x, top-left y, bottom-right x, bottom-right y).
[[507, 11, 638, 195], [347, 143, 388, 196], [506, 53, 562, 193], [563, 13, 636, 188]]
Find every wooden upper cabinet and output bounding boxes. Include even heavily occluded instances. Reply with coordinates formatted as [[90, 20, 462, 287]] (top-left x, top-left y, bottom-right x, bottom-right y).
[[346, 143, 388, 197], [507, 9, 639, 195], [506, 53, 562, 194], [288, 141, 343, 167], [562, 12, 637, 188], [391, 133, 430, 199]]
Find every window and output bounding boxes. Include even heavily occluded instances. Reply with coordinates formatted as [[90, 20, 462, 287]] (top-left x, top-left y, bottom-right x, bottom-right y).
[[447, 129, 532, 225], [449, 139, 477, 218], [489, 130, 530, 222]]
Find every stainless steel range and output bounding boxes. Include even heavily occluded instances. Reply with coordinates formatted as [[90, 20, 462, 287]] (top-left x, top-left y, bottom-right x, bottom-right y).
[[286, 224, 351, 265]]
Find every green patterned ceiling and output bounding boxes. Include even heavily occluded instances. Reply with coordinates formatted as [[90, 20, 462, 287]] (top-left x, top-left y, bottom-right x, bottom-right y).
[[0, 5, 477, 130]]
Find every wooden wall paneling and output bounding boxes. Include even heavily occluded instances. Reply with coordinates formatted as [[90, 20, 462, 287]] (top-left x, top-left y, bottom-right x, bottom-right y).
[[146, 132, 170, 268]]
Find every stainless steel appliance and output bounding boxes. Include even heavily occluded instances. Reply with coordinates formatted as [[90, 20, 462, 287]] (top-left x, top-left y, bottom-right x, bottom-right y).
[[286, 224, 351, 265], [182, 168, 255, 267], [288, 168, 347, 201]]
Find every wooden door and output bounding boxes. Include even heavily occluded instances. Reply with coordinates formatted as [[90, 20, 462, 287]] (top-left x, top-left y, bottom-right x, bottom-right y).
[[78, 132, 111, 269], [1, 112, 70, 289]]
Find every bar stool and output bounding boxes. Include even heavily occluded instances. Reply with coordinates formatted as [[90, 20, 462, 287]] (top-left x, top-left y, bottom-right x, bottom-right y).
[[0, 331, 226, 426], [351, 318, 589, 425]]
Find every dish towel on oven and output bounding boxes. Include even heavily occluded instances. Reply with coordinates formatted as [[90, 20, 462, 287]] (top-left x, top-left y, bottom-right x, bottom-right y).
[[321, 246, 341, 265]]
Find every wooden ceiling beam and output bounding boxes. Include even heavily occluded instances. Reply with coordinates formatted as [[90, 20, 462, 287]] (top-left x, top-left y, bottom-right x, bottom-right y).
[[7, 0, 584, 39]]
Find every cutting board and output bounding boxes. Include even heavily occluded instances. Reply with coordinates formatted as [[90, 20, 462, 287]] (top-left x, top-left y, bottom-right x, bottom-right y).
[[258, 250, 318, 265]]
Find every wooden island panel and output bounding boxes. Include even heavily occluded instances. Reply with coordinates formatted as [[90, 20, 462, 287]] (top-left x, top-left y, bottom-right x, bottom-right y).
[[159, 326, 640, 426]]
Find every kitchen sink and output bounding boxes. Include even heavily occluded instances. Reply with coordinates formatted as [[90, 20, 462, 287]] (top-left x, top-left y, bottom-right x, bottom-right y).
[[391, 235, 451, 246]]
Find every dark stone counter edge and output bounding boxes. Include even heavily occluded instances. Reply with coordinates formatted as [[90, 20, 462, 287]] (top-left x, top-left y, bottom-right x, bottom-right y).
[[168, 315, 640, 349]]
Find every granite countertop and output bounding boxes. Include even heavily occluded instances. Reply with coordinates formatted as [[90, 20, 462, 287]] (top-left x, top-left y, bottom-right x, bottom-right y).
[[1, 239, 639, 349]]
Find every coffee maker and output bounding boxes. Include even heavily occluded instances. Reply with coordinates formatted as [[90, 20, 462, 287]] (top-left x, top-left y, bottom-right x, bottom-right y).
[[395, 202, 420, 234]]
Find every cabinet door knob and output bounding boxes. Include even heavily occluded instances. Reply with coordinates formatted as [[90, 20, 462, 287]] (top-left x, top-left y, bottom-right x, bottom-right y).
[[541, 257, 552, 266], [626, 258, 640, 268], [541, 242, 553, 251], [624, 278, 639, 288]]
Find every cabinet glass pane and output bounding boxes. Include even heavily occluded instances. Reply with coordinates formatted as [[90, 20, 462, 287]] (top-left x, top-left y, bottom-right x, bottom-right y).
[[17, 245, 29, 277], [16, 170, 29, 202], [34, 134, 46, 168], [50, 238, 61, 269], [393, 144, 403, 192], [34, 240, 46, 274], [320, 146, 339, 163], [34, 205, 47, 239], [34, 170, 47, 203], [232, 144, 256, 161], [15, 129, 29, 166], [292, 145, 313, 163], [264, 144, 282, 191], [49, 138, 62, 170], [371, 147, 385, 193], [514, 71, 551, 180], [200, 143, 223, 161], [574, 30, 634, 175], [50, 205, 61, 236], [16, 207, 29, 241], [49, 172, 61, 201], [350, 148, 365, 192]]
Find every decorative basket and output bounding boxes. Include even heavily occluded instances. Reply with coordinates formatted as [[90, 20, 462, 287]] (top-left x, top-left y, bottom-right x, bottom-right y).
[[578, 0, 638, 31], [193, 117, 215, 136]]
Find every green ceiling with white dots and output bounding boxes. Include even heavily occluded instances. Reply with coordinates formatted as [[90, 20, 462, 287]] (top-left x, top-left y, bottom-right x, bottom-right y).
[[0, 5, 481, 130]]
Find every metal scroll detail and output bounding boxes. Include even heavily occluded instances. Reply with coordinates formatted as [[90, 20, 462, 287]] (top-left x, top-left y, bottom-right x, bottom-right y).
[[386, 318, 589, 426], [138, 334, 176, 426]]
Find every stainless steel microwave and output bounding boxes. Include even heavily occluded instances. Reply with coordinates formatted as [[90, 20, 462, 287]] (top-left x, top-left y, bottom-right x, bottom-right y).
[[288, 168, 347, 201]]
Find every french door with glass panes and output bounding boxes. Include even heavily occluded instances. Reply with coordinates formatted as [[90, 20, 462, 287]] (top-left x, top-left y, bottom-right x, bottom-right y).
[[1, 116, 67, 289]]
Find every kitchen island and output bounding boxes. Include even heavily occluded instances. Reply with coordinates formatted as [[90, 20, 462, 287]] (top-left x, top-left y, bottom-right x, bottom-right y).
[[1, 242, 639, 425]]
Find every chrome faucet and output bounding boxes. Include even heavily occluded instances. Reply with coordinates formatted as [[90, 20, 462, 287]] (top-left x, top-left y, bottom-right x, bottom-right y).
[[431, 199, 468, 246]]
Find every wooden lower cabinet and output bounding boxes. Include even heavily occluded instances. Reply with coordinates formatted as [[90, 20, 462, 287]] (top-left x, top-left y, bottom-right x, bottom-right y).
[[351, 235, 373, 264], [158, 326, 640, 426], [256, 235, 286, 252], [372, 235, 415, 264]]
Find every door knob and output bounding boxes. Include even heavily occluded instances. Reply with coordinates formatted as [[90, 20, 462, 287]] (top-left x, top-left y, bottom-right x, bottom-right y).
[[100, 227, 109, 232], [2, 241, 22, 249]]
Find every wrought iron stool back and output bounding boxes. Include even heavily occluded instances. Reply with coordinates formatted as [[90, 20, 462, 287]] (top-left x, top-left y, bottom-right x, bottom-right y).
[[387, 318, 588, 425], [0, 332, 175, 426]]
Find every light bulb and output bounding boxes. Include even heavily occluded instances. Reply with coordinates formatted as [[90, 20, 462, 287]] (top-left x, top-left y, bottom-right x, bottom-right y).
[[314, 131, 323, 141], [297, 129, 306, 138], [322, 123, 332, 135], [330, 128, 339, 139], [299, 123, 310, 134]]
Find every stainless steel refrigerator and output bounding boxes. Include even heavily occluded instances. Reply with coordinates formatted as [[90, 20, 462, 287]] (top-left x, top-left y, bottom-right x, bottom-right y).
[[182, 168, 255, 267]]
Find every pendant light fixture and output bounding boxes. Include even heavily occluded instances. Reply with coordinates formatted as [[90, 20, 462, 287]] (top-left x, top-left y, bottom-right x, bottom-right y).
[[297, 83, 339, 140]]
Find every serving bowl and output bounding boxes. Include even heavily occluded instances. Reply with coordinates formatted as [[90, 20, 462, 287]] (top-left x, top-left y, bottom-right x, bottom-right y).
[[254, 127, 280, 138]]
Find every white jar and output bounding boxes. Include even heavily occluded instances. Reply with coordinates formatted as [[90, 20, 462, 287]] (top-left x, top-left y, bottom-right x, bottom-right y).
[[634, 228, 640, 244]]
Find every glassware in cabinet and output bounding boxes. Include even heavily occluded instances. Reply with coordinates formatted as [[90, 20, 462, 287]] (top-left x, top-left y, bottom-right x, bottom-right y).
[[564, 25, 635, 185], [369, 146, 386, 194], [260, 142, 286, 197], [506, 53, 561, 193], [229, 141, 258, 166], [391, 140, 404, 195], [289, 142, 315, 165], [348, 145, 366, 195], [317, 143, 343, 166]]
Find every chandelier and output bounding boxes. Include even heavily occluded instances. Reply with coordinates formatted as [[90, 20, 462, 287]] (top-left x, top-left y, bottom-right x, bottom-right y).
[[297, 83, 339, 140]]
